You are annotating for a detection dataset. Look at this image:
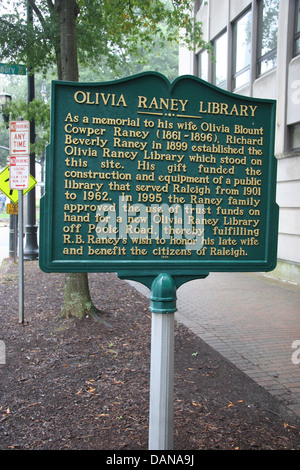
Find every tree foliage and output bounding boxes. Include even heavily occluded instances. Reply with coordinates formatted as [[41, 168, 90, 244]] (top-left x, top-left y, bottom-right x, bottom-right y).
[[0, 0, 206, 158], [0, 0, 206, 318], [0, 0, 205, 165], [0, 0, 206, 79], [0, 1, 60, 74]]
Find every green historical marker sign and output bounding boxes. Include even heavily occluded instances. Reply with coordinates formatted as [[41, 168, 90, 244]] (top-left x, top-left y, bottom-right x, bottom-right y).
[[39, 73, 278, 287]]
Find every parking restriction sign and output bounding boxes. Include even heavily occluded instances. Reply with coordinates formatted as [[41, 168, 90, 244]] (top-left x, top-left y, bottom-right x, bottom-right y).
[[9, 120, 30, 155], [9, 155, 30, 190]]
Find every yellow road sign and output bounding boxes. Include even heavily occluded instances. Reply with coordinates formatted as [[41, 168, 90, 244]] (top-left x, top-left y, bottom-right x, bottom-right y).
[[0, 165, 37, 204], [6, 203, 18, 215]]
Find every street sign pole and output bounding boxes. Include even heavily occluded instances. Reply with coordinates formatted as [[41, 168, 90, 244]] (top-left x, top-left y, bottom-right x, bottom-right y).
[[8, 214, 18, 263], [9, 121, 31, 324], [18, 190, 24, 324], [14, 214, 17, 264], [24, 60, 38, 261]]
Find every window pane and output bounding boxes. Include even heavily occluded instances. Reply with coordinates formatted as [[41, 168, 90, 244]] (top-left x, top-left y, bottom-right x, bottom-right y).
[[258, 0, 279, 75], [235, 11, 252, 74], [292, 125, 300, 149], [214, 32, 227, 89], [233, 10, 252, 89], [260, 0, 279, 55], [235, 70, 251, 89], [297, 0, 300, 34], [259, 54, 277, 75], [198, 50, 209, 81], [295, 0, 300, 55]]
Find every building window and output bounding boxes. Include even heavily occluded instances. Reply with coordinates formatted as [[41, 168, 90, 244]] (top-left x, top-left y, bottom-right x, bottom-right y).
[[295, 0, 300, 56], [232, 9, 252, 90], [257, 0, 279, 76], [291, 124, 300, 149], [212, 31, 228, 89], [197, 49, 209, 81]]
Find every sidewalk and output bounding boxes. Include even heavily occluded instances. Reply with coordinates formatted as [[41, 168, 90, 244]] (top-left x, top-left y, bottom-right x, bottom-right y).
[[0, 220, 9, 265], [130, 271, 300, 418]]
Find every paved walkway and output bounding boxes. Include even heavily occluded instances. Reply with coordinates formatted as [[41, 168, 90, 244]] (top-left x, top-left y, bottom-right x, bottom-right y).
[[130, 272, 300, 418], [0, 221, 9, 265]]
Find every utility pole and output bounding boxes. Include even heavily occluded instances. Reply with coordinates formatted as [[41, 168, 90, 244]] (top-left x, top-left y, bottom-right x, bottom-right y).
[[24, 1, 38, 260]]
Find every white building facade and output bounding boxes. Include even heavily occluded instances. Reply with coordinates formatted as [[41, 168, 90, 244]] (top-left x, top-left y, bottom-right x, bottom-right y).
[[179, 0, 300, 284]]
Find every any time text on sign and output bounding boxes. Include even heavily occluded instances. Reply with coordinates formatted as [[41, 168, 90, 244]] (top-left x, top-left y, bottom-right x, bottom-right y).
[[9, 120, 30, 156]]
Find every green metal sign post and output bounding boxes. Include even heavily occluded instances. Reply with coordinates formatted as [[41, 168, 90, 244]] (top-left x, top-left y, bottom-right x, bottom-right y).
[[39, 73, 278, 449]]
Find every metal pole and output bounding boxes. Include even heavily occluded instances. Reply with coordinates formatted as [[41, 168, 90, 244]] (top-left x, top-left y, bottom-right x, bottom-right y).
[[18, 190, 24, 324], [14, 214, 18, 263], [9, 214, 15, 260], [148, 273, 177, 450], [149, 311, 175, 450], [24, 1, 38, 260]]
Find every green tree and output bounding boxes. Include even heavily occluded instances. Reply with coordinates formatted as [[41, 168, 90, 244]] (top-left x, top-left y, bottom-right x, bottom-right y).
[[0, 0, 206, 79], [0, 0, 206, 318]]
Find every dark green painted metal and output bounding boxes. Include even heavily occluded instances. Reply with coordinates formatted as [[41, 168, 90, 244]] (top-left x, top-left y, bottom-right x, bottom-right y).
[[150, 273, 177, 314], [39, 72, 278, 288]]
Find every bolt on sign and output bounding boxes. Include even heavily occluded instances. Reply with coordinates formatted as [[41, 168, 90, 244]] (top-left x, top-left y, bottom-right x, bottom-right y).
[[39, 73, 278, 287]]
